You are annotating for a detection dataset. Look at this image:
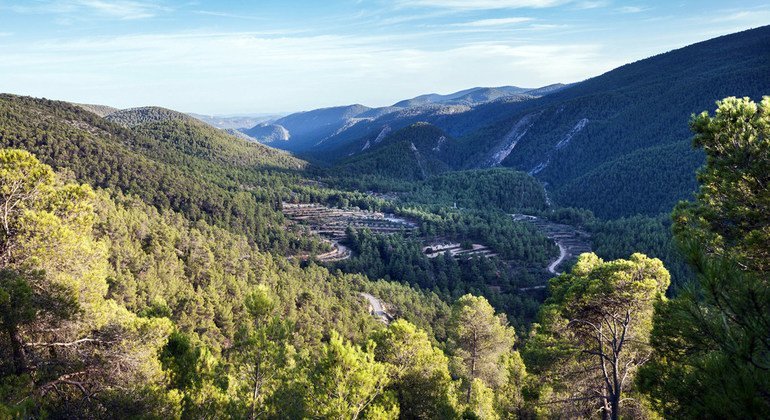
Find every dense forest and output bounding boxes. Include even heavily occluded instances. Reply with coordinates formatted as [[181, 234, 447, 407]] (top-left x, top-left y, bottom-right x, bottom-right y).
[[1, 86, 768, 419]]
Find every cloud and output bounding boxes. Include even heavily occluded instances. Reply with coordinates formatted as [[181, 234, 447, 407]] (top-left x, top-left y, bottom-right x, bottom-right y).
[[400, 0, 572, 10], [74, 0, 164, 19], [616, 6, 648, 14], [193, 10, 266, 21], [453, 17, 533, 27], [5, 0, 168, 20], [0, 30, 614, 113], [574, 1, 610, 9]]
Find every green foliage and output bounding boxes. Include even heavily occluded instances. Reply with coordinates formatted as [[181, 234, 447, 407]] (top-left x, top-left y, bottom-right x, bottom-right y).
[[588, 214, 691, 291], [233, 287, 296, 419], [104, 106, 193, 127], [0, 94, 314, 255], [0, 149, 177, 415], [552, 140, 702, 218], [301, 331, 390, 419], [354, 277, 451, 342], [448, 295, 516, 402], [371, 320, 460, 419], [525, 253, 669, 419], [639, 96, 770, 417], [679, 96, 770, 272], [337, 228, 545, 331], [405, 168, 547, 212], [401, 206, 557, 263], [494, 351, 532, 419], [0, 148, 438, 417]]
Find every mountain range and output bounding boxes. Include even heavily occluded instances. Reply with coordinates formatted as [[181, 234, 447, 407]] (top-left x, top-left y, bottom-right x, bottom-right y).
[[50, 25, 770, 221], [235, 25, 770, 219], [238, 85, 567, 151]]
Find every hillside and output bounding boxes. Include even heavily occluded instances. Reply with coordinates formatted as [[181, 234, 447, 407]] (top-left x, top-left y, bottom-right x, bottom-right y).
[[130, 117, 305, 169], [462, 25, 770, 218], [333, 122, 453, 180], [324, 25, 770, 218], [393, 86, 532, 107], [72, 102, 119, 117], [104, 105, 196, 127], [0, 94, 307, 253], [242, 85, 563, 155]]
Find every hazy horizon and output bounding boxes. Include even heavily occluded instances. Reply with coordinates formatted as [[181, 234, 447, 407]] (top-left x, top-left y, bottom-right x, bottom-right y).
[[1, 0, 769, 114]]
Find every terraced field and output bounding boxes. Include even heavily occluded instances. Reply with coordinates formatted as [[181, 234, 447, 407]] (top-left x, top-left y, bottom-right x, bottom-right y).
[[422, 242, 496, 259], [282, 202, 418, 261]]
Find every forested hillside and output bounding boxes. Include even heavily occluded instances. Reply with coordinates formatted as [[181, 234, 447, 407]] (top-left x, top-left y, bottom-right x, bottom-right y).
[[0, 95, 312, 254], [1, 17, 768, 416], [317, 25, 770, 219], [1, 86, 768, 418], [104, 106, 195, 127], [333, 123, 453, 180]]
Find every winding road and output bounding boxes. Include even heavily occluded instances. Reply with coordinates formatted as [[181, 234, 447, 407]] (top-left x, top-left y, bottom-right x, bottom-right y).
[[360, 292, 393, 324], [547, 242, 568, 275], [512, 213, 592, 292], [517, 242, 566, 292]]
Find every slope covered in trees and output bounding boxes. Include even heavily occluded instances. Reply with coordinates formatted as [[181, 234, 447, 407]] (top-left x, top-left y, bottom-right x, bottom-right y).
[[333, 123, 453, 181], [0, 148, 542, 417], [0, 94, 313, 254], [317, 25, 770, 219], [104, 106, 196, 127], [1, 84, 768, 418], [462, 25, 770, 218]]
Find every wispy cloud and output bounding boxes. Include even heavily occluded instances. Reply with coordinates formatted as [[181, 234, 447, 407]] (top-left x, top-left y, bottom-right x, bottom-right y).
[[616, 6, 649, 14], [193, 10, 266, 21], [400, 0, 573, 10], [74, 0, 166, 19], [574, 1, 610, 9], [453, 17, 533, 27], [705, 9, 770, 23], [0, 30, 613, 113], [5, 0, 169, 20]]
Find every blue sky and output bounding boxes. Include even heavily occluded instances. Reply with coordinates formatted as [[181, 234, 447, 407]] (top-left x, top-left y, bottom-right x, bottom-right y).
[[0, 1, 768, 114]]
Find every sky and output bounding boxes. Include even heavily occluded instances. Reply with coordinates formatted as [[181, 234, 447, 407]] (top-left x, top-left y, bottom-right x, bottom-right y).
[[0, 1, 768, 114]]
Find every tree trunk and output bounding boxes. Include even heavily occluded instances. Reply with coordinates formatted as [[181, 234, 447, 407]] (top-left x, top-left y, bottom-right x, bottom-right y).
[[7, 323, 27, 374], [609, 393, 619, 420]]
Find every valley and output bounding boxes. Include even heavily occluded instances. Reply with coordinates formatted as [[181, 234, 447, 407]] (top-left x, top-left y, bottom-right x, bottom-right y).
[[1, 14, 768, 419]]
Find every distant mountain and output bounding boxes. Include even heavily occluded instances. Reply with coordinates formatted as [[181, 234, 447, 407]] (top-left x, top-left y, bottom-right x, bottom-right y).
[[327, 25, 770, 219], [189, 113, 281, 130], [392, 86, 533, 107], [241, 123, 290, 143], [259, 104, 372, 151], [241, 86, 565, 153]]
